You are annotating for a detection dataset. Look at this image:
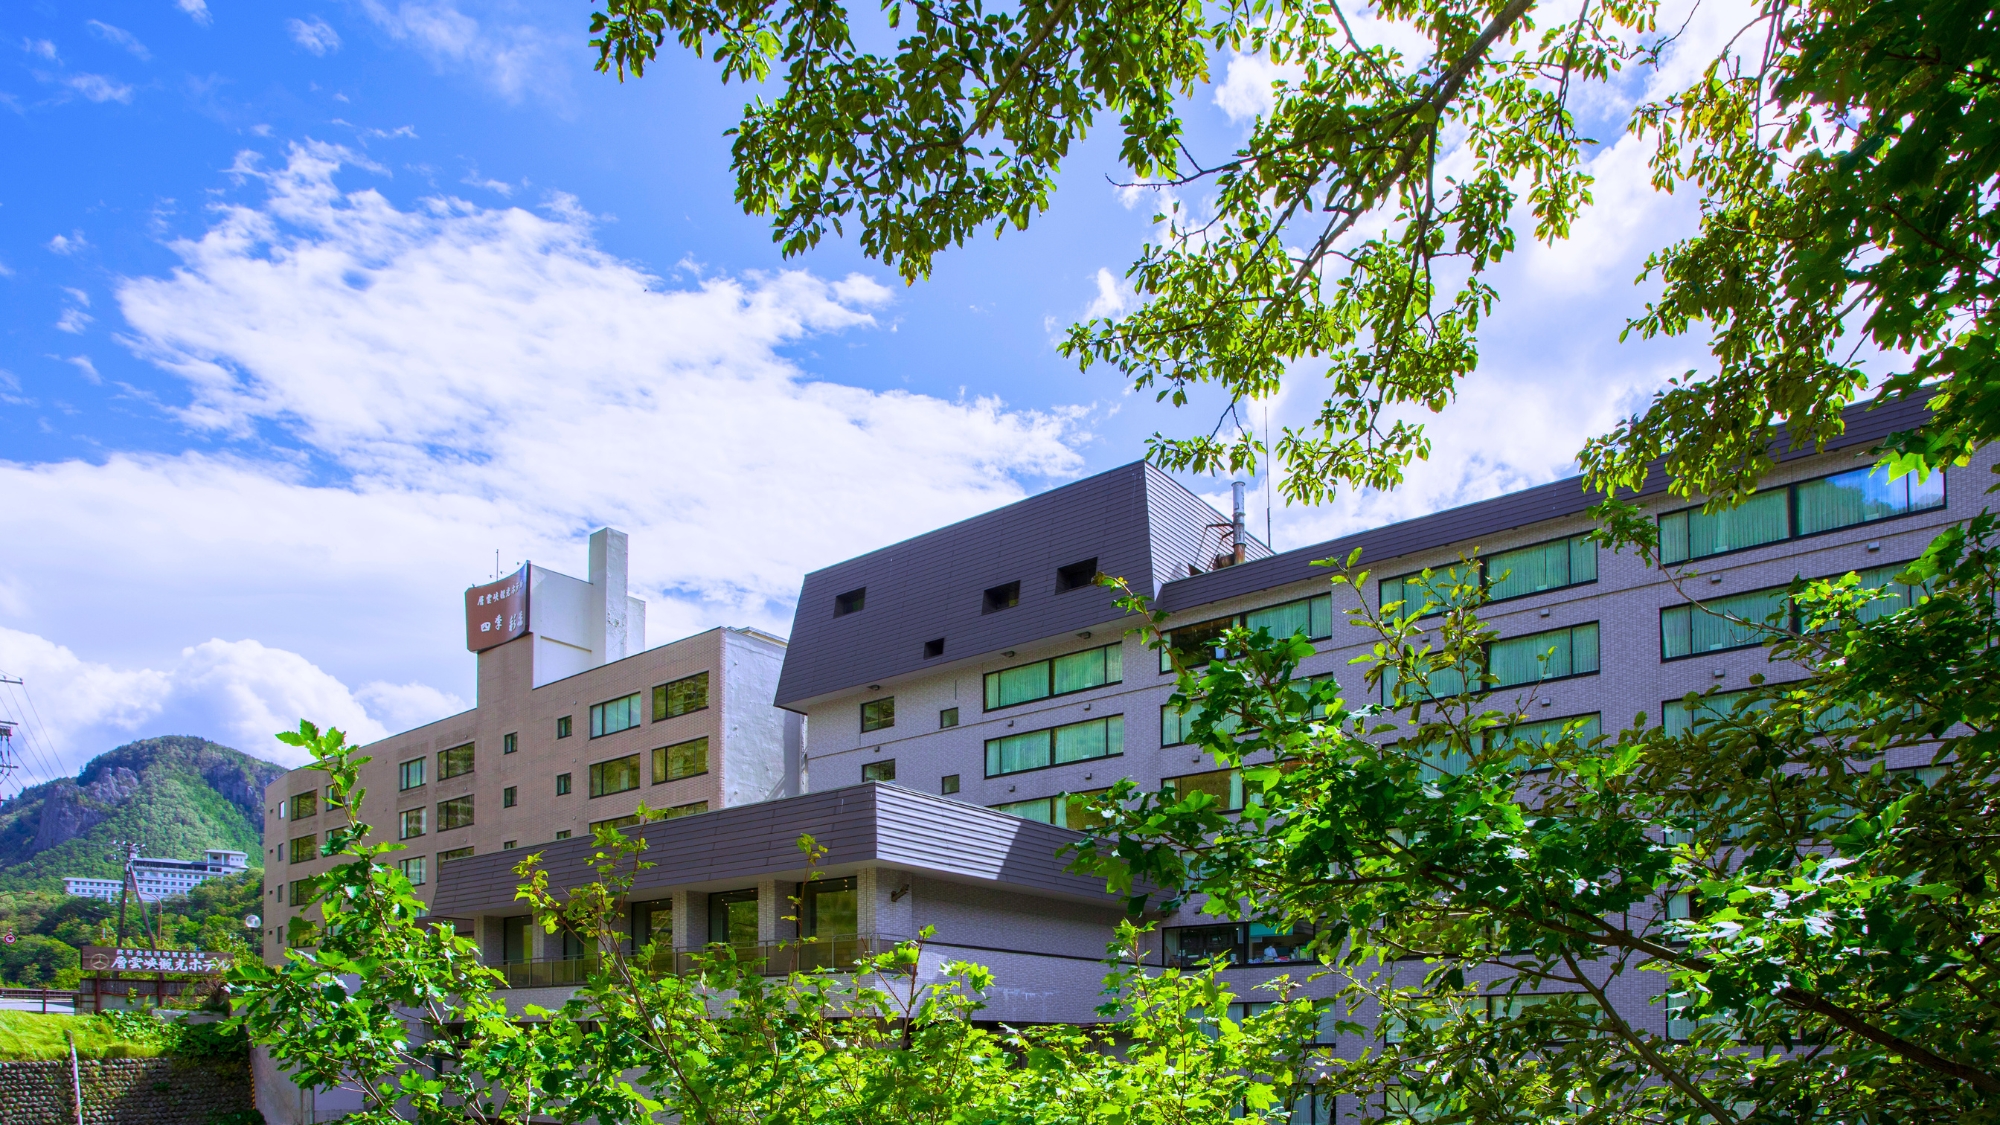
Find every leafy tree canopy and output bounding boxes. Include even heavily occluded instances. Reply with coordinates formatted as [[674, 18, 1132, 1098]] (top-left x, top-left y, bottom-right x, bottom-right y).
[[589, 0, 1998, 505]]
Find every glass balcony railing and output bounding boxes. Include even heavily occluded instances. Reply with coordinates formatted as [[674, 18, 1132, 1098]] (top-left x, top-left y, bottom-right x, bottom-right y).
[[488, 935, 905, 989]]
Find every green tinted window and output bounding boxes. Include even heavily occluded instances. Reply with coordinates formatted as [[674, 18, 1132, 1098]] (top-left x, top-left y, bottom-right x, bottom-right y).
[[984, 715, 1123, 776], [1163, 768, 1243, 810], [1659, 490, 1790, 564], [1488, 623, 1600, 688], [860, 697, 895, 732], [1488, 713, 1601, 769], [986, 643, 1123, 709], [653, 672, 710, 720], [1244, 594, 1333, 640], [1663, 687, 1773, 736], [653, 737, 709, 782], [589, 754, 642, 797], [438, 743, 474, 779], [1795, 466, 1945, 536], [437, 795, 474, 831], [1661, 587, 1791, 659], [1380, 564, 1479, 619], [1486, 535, 1597, 601]]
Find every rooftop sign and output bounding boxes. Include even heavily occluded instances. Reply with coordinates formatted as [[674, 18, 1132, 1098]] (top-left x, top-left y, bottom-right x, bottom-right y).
[[466, 564, 530, 652], [80, 946, 232, 975]]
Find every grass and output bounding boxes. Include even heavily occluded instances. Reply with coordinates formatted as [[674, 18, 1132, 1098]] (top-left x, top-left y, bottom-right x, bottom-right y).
[[0, 1011, 170, 1060]]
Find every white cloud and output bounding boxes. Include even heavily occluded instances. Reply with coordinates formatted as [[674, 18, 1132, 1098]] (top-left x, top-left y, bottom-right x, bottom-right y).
[[47, 232, 87, 255], [55, 307, 92, 334], [1082, 267, 1134, 320], [288, 17, 342, 57], [24, 39, 58, 62], [63, 355, 102, 382], [1213, 53, 1305, 124], [176, 0, 213, 27], [67, 73, 134, 103], [359, 0, 562, 103], [87, 20, 150, 60], [0, 627, 461, 777], [0, 142, 1089, 778]]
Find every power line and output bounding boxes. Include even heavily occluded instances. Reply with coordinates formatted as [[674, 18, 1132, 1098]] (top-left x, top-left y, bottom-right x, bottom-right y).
[[0, 677, 69, 794]]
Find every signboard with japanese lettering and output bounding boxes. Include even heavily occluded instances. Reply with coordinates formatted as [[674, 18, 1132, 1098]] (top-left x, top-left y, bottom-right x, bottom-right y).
[[466, 565, 530, 652], [79, 947, 233, 975]]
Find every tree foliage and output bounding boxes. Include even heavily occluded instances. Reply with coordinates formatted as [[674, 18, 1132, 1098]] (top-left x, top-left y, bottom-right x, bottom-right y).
[[229, 720, 1335, 1125], [587, 0, 1998, 505], [1064, 520, 2000, 1122]]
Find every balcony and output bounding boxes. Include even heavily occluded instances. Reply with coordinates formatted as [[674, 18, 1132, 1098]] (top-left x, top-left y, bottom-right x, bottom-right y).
[[489, 935, 908, 989]]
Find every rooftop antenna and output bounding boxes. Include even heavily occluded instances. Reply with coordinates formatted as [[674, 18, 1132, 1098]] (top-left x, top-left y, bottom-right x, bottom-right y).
[[1231, 481, 1248, 565]]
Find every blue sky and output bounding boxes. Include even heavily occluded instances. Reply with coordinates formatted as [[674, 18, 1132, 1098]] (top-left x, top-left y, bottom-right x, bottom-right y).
[[0, 0, 1736, 783]]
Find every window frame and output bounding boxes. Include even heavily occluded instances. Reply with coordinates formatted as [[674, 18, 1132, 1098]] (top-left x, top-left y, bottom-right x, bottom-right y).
[[438, 846, 474, 865], [939, 707, 959, 728], [664, 800, 708, 819], [556, 715, 572, 739], [653, 672, 710, 721], [555, 772, 572, 796], [982, 580, 1021, 613], [438, 742, 474, 780], [502, 785, 517, 808], [503, 732, 518, 754], [1379, 532, 1599, 620], [940, 773, 960, 795], [590, 693, 644, 739], [437, 795, 474, 831], [398, 808, 426, 840], [398, 758, 426, 791], [589, 753, 643, 798], [400, 856, 427, 886], [982, 713, 1124, 778], [860, 696, 896, 733], [1158, 593, 1334, 673], [653, 736, 710, 783], [289, 791, 318, 820], [1383, 621, 1602, 705], [982, 641, 1124, 713], [1656, 464, 1948, 566], [834, 587, 866, 616], [1656, 557, 1929, 662], [862, 759, 896, 782], [288, 834, 317, 864]]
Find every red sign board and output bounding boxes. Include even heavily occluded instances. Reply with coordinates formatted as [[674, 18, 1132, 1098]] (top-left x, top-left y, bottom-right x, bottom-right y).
[[466, 565, 530, 652]]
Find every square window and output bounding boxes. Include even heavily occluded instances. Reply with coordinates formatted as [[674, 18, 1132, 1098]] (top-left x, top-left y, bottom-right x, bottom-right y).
[[290, 791, 318, 819], [399, 808, 426, 840], [861, 696, 895, 732], [288, 834, 317, 864], [1056, 558, 1100, 593], [923, 637, 945, 659], [556, 715, 573, 739], [555, 830, 572, 840], [438, 743, 474, 779], [941, 774, 960, 795], [555, 772, 572, 796], [863, 759, 896, 782], [398, 758, 425, 791], [983, 580, 1021, 613], [438, 795, 473, 831], [835, 587, 866, 616], [400, 857, 427, 886], [288, 877, 316, 907], [653, 672, 710, 720], [939, 706, 959, 728], [654, 736, 709, 782], [502, 785, 517, 808], [503, 732, 518, 755]]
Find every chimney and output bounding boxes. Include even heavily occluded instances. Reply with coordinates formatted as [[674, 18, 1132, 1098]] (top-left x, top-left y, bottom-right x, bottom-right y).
[[1231, 480, 1247, 565]]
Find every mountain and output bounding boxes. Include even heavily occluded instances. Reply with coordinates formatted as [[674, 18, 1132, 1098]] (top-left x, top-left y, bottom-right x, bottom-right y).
[[0, 736, 286, 892]]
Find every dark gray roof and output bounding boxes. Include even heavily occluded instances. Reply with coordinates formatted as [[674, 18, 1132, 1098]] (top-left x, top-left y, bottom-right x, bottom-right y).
[[1156, 394, 1936, 613], [774, 462, 1266, 708], [427, 781, 1122, 915]]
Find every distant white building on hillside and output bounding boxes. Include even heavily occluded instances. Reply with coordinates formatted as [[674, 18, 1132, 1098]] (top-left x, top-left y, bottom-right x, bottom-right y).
[[64, 849, 249, 903]]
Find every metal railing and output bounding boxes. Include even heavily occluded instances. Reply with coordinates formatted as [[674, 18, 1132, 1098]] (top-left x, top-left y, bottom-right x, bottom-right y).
[[490, 936, 905, 989]]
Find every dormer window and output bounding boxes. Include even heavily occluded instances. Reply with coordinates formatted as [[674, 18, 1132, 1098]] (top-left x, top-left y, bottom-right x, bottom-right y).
[[835, 588, 866, 616], [983, 581, 1021, 614], [923, 638, 945, 658], [1056, 558, 1100, 593]]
